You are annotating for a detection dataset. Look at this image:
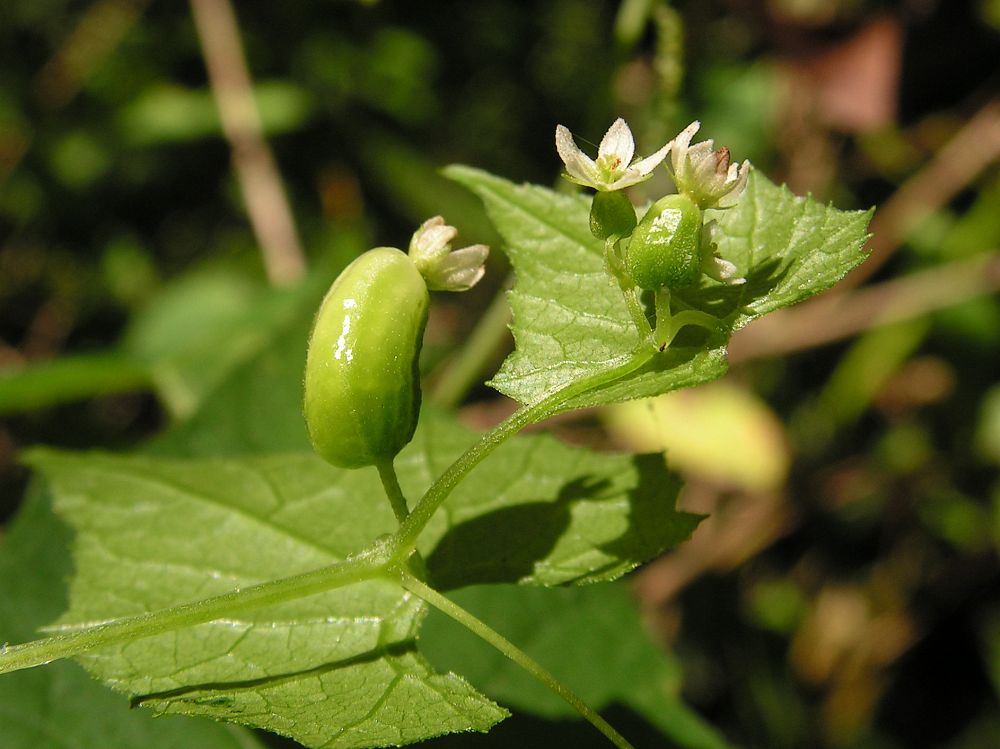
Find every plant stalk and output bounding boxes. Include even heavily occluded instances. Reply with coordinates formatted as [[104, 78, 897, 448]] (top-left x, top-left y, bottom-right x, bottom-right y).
[[0, 551, 387, 675], [392, 347, 655, 562], [399, 571, 636, 749], [376, 458, 410, 523]]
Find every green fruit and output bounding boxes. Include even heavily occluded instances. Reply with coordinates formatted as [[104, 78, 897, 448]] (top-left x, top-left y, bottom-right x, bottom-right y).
[[304, 247, 429, 469], [625, 193, 703, 290], [589, 190, 637, 240]]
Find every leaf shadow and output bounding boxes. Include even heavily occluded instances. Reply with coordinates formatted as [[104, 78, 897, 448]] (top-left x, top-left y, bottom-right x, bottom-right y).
[[598, 454, 697, 566], [129, 638, 417, 708], [674, 255, 788, 323], [427, 455, 698, 590], [426, 476, 602, 591]]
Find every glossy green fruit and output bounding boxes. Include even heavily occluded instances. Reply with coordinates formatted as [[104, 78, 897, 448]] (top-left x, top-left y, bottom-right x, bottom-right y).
[[304, 247, 429, 469], [589, 190, 637, 240], [625, 193, 703, 290]]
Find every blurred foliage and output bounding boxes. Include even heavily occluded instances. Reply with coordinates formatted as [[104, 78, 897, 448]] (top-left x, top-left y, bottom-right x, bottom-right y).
[[1, 0, 999, 747]]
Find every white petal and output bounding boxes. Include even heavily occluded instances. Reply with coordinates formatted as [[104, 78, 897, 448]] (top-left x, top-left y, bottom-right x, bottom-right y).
[[556, 124, 599, 184], [606, 170, 651, 191], [598, 118, 635, 168], [716, 161, 751, 208], [410, 216, 444, 255], [702, 254, 745, 285], [671, 121, 699, 155], [425, 244, 489, 291], [630, 140, 671, 176], [417, 215, 445, 231], [413, 224, 457, 262]]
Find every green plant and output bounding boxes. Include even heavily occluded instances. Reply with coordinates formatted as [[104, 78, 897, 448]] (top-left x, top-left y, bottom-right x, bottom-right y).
[[0, 118, 871, 749]]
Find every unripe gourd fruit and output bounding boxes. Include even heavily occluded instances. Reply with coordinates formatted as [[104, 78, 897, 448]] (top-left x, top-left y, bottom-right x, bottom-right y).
[[589, 190, 637, 240], [625, 193, 703, 290], [304, 247, 429, 469]]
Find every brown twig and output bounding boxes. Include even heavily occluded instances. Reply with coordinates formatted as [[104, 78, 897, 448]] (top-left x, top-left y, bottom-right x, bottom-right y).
[[34, 0, 150, 109], [730, 99, 1000, 363], [729, 252, 1000, 363], [189, 0, 306, 286], [845, 100, 1000, 290], [0, 0, 148, 184]]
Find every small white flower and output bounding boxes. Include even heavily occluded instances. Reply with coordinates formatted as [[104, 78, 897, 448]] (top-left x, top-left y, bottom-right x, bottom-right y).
[[701, 254, 745, 285], [701, 220, 745, 285], [555, 118, 671, 192], [667, 121, 750, 209], [408, 216, 488, 292]]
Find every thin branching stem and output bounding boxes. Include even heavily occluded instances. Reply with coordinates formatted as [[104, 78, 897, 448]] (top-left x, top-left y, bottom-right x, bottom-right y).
[[392, 347, 655, 562], [376, 458, 410, 523], [0, 551, 388, 675], [399, 571, 637, 749], [0, 346, 656, 696]]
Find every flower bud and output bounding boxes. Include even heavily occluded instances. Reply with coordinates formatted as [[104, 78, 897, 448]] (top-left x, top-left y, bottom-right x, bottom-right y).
[[408, 216, 488, 292]]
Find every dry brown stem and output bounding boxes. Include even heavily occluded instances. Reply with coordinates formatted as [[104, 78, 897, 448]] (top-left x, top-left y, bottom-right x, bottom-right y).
[[189, 0, 306, 286]]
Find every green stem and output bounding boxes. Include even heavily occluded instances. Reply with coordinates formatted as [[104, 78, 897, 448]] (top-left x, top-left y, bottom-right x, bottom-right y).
[[652, 288, 719, 350], [376, 458, 410, 523], [0, 340, 655, 690], [0, 353, 153, 416], [430, 279, 514, 409], [621, 284, 652, 339], [399, 571, 636, 749], [392, 348, 655, 562], [0, 548, 389, 675], [604, 238, 652, 338]]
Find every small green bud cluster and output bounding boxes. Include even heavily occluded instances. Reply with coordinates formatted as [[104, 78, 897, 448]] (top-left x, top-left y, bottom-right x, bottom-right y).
[[556, 118, 748, 293]]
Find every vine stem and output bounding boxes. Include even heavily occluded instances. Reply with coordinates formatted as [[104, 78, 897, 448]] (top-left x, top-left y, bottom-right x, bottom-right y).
[[652, 288, 720, 350], [398, 571, 637, 749], [605, 237, 652, 337], [430, 278, 514, 409], [0, 549, 389, 675], [391, 347, 655, 562], [376, 458, 410, 523], [0, 348, 654, 677]]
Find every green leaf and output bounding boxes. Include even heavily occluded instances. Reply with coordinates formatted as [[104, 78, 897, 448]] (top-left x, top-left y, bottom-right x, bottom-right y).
[[421, 583, 732, 749], [147, 304, 314, 457], [698, 173, 874, 329], [26, 450, 505, 749], [444, 166, 871, 409], [22, 414, 695, 747], [411, 411, 698, 587], [0, 268, 321, 420], [119, 82, 313, 145], [123, 269, 316, 420], [0, 487, 266, 749]]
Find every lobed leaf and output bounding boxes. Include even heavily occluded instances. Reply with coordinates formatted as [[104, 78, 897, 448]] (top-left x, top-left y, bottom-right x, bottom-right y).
[[23, 410, 696, 747], [444, 165, 871, 410], [0, 488, 267, 749]]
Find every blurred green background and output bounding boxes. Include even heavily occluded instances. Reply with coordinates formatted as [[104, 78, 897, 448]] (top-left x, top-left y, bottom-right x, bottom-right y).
[[2, 0, 999, 747]]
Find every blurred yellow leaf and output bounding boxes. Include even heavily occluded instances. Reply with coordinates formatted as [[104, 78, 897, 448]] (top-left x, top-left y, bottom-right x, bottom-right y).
[[602, 382, 789, 491]]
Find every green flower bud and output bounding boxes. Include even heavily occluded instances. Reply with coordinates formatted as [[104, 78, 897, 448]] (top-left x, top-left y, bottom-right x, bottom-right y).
[[304, 248, 429, 469], [589, 190, 638, 240], [625, 193, 703, 290]]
